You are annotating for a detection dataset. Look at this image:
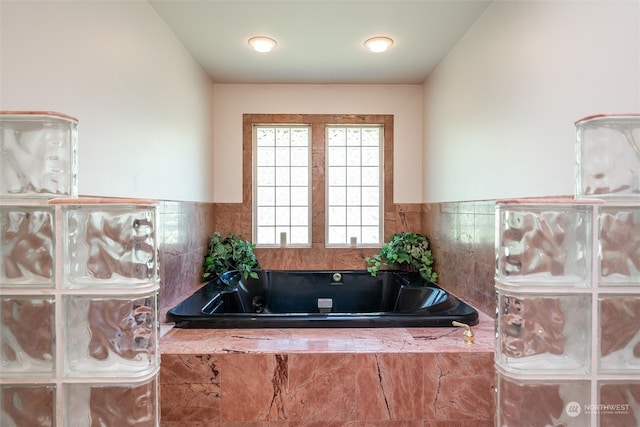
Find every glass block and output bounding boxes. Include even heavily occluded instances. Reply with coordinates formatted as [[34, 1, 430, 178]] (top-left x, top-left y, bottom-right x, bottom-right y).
[[599, 206, 640, 284], [495, 289, 591, 373], [0, 206, 55, 287], [0, 111, 78, 198], [0, 384, 55, 426], [599, 295, 640, 373], [0, 296, 55, 376], [64, 376, 158, 427], [64, 293, 158, 377], [496, 203, 592, 285], [496, 373, 591, 427], [63, 205, 157, 287], [576, 114, 640, 199], [598, 381, 640, 427]]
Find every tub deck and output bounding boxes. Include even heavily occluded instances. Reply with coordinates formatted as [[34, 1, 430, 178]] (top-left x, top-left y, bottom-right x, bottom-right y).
[[159, 311, 496, 426]]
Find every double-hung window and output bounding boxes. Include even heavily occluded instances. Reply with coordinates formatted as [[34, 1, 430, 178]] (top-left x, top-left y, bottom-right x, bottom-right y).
[[253, 125, 311, 246], [250, 115, 389, 249], [326, 125, 383, 246]]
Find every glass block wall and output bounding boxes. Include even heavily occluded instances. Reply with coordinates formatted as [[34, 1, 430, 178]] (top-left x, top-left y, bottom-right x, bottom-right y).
[[495, 115, 640, 426], [0, 112, 160, 427]]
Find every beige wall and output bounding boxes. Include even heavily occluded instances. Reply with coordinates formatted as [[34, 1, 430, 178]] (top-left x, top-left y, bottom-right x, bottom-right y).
[[4, 1, 638, 205], [423, 0, 640, 203], [211, 84, 424, 203], [0, 0, 214, 202]]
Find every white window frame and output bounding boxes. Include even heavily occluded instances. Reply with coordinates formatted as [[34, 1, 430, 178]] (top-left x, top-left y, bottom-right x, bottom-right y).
[[252, 124, 312, 248], [325, 124, 384, 248]]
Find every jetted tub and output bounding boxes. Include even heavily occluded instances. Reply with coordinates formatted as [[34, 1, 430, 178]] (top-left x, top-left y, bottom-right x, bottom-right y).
[[168, 270, 478, 328]]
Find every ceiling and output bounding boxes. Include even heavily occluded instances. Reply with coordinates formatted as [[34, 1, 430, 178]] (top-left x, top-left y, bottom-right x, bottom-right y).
[[148, 0, 492, 84]]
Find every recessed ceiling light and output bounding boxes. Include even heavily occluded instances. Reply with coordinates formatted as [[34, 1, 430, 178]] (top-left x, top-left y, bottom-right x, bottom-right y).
[[364, 36, 394, 53], [248, 36, 277, 53]]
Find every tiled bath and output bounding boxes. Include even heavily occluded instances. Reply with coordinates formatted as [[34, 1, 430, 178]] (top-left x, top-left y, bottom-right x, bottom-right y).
[[160, 314, 495, 426], [157, 199, 497, 426]]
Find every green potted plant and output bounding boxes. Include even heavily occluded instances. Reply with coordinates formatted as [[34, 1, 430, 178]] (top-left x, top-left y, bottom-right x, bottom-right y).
[[366, 232, 438, 283], [201, 231, 260, 281]]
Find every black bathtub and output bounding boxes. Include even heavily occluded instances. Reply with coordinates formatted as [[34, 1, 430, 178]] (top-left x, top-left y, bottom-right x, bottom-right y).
[[168, 270, 478, 328]]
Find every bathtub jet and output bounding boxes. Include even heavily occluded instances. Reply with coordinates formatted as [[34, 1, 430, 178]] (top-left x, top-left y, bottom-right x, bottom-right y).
[[168, 270, 479, 328]]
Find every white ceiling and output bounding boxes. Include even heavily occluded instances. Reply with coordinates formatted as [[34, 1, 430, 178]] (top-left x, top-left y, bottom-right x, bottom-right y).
[[148, 0, 492, 84]]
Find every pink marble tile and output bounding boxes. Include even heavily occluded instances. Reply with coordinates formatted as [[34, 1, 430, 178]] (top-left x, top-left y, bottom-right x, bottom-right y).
[[286, 353, 357, 422], [160, 354, 222, 423], [160, 383, 221, 423], [422, 352, 494, 421], [407, 312, 496, 353], [359, 422, 423, 427], [423, 421, 494, 427], [161, 312, 495, 356], [288, 423, 358, 427], [160, 354, 220, 384], [356, 353, 423, 421], [161, 422, 210, 427], [219, 353, 289, 422]]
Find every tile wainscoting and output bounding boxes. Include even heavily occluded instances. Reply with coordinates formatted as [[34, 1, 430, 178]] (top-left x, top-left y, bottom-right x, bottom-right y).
[[160, 312, 495, 427], [157, 199, 497, 426], [158, 199, 496, 319]]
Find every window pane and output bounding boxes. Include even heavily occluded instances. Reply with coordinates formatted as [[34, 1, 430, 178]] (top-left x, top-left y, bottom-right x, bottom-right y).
[[326, 125, 382, 246], [291, 207, 308, 226], [346, 227, 361, 242], [257, 206, 275, 225], [290, 167, 308, 186], [257, 167, 275, 186], [328, 128, 346, 146], [276, 128, 289, 146], [328, 187, 346, 206], [346, 167, 361, 186], [347, 128, 361, 146], [257, 147, 274, 166], [361, 227, 379, 244], [361, 128, 379, 146], [346, 187, 361, 205], [328, 167, 345, 186], [254, 124, 311, 246], [361, 167, 379, 186], [276, 226, 289, 243], [291, 128, 308, 146], [362, 187, 379, 205], [362, 147, 379, 166], [346, 147, 361, 166], [328, 226, 346, 244], [275, 207, 290, 225], [257, 226, 275, 244], [362, 207, 379, 226], [275, 187, 289, 205], [257, 187, 274, 205], [275, 147, 289, 166], [291, 147, 308, 166], [290, 226, 308, 244], [327, 147, 346, 166], [346, 207, 360, 225], [275, 167, 290, 186], [257, 128, 275, 146], [291, 187, 308, 206], [328, 206, 345, 226]]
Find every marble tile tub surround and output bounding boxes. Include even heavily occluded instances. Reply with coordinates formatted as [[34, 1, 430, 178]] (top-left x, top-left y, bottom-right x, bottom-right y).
[[158, 200, 215, 316], [422, 200, 496, 317], [157, 200, 497, 426], [160, 311, 495, 426], [157, 199, 497, 319]]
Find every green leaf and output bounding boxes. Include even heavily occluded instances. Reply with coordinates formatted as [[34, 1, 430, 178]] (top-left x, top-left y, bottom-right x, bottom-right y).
[[364, 232, 437, 284], [201, 231, 260, 282]]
